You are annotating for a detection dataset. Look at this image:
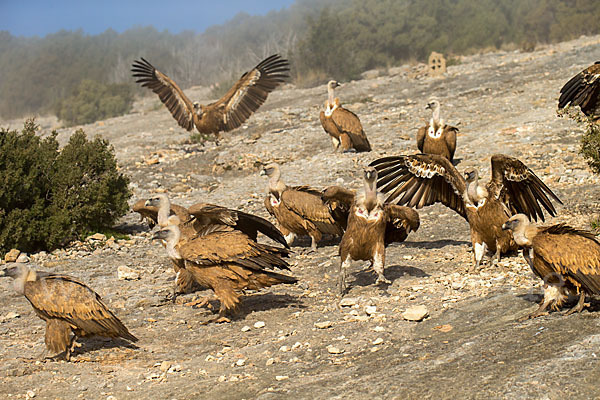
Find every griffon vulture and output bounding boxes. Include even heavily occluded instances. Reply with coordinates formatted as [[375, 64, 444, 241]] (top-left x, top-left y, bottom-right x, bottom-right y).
[[319, 80, 371, 152], [416, 99, 458, 161], [260, 163, 345, 252], [1, 263, 137, 360], [322, 167, 420, 294], [502, 214, 600, 319], [153, 224, 296, 323], [370, 154, 562, 270], [132, 198, 191, 228], [558, 61, 600, 123], [132, 54, 290, 139]]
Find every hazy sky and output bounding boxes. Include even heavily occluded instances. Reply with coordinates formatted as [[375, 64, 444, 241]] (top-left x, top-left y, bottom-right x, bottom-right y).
[[2, 0, 296, 37]]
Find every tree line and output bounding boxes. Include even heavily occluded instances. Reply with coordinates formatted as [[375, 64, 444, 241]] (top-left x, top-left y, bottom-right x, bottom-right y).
[[0, 0, 598, 123]]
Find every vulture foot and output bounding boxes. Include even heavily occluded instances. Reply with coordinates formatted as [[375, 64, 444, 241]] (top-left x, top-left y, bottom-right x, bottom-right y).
[[185, 296, 215, 309], [518, 302, 550, 322], [201, 315, 231, 324], [565, 292, 589, 316], [375, 275, 391, 285]]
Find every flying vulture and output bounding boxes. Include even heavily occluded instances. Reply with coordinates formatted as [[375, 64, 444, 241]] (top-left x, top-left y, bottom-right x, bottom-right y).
[[416, 99, 458, 162], [260, 163, 345, 251], [502, 214, 600, 319], [370, 154, 562, 270], [1, 263, 137, 360], [322, 167, 420, 294], [153, 224, 296, 323], [131, 54, 290, 139], [319, 80, 371, 152], [558, 61, 600, 123]]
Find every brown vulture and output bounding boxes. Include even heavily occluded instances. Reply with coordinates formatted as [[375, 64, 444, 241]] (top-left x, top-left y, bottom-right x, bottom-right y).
[[370, 154, 562, 270], [131, 54, 290, 139], [132, 197, 191, 228], [153, 224, 296, 323], [260, 163, 345, 252], [319, 80, 371, 153], [1, 263, 137, 360], [416, 99, 458, 162], [558, 61, 600, 123], [143, 193, 289, 300], [502, 214, 600, 319], [322, 167, 420, 294]]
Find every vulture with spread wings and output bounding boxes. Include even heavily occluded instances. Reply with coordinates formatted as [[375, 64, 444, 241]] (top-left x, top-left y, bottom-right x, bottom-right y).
[[370, 154, 562, 270], [322, 167, 420, 294], [558, 61, 600, 123], [1, 263, 137, 361], [132, 54, 289, 139], [503, 214, 600, 319]]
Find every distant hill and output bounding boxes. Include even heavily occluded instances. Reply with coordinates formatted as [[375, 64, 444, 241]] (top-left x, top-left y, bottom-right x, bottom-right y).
[[1, 0, 598, 121]]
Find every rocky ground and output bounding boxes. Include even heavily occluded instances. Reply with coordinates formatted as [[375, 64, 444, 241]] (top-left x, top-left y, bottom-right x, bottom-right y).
[[2, 35, 600, 399]]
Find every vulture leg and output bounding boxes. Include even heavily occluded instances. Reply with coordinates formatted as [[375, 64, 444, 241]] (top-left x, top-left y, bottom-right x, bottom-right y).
[[373, 251, 390, 285], [284, 232, 296, 246], [308, 230, 322, 253], [492, 240, 502, 265], [331, 137, 341, 152], [184, 295, 217, 308], [565, 291, 589, 316], [471, 242, 487, 272], [519, 302, 550, 321], [339, 134, 354, 153], [339, 255, 351, 296]]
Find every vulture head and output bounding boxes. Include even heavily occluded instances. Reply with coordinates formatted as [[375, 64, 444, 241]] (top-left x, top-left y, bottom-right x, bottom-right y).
[[363, 167, 379, 211], [145, 193, 169, 208], [425, 99, 440, 111], [260, 163, 280, 178], [152, 225, 178, 241], [502, 214, 534, 246], [1, 262, 29, 279], [502, 213, 530, 232], [463, 168, 478, 183], [327, 80, 341, 90], [193, 101, 203, 117]]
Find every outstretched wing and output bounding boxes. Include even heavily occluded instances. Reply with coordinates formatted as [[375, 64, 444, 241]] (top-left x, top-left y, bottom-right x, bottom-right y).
[[24, 275, 137, 342], [370, 154, 467, 219], [212, 54, 290, 131], [558, 62, 600, 118], [488, 154, 562, 222], [131, 58, 196, 131]]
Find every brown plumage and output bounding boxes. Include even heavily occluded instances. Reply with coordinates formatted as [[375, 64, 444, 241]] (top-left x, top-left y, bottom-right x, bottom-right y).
[[153, 224, 296, 323], [132, 54, 289, 140], [322, 168, 420, 294], [370, 154, 562, 270], [502, 214, 600, 319], [319, 80, 371, 152], [260, 163, 345, 252], [132, 198, 191, 228], [558, 61, 600, 123], [1, 263, 137, 360], [416, 99, 458, 161]]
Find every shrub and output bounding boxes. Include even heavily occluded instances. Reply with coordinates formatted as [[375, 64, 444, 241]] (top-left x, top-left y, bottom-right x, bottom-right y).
[[54, 79, 134, 126], [558, 107, 600, 174], [0, 119, 131, 254]]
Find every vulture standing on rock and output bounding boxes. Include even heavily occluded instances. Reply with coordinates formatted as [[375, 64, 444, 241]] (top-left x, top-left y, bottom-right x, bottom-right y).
[[260, 163, 345, 252], [1, 263, 138, 361], [502, 214, 600, 319], [322, 167, 420, 295], [416, 99, 458, 162], [153, 224, 296, 323], [143, 193, 289, 300], [558, 61, 600, 123], [131, 54, 290, 140], [370, 154, 562, 270], [319, 80, 371, 153]]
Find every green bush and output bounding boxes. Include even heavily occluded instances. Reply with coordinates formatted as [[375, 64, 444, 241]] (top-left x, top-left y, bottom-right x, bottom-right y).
[[0, 119, 131, 254], [559, 107, 600, 174], [54, 79, 134, 126]]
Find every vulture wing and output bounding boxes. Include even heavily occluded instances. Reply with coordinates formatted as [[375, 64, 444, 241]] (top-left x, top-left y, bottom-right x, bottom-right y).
[[370, 154, 467, 219], [321, 186, 356, 229], [211, 54, 290, 131], [558, 62, 600, 118], [533, 225, 600, 294], [384, 204, 420, 245], [282, 187, 339, 228], [331, 107, 371, 151], [444, 125, 458, 160], [24, 274, 137, 342], [132, 200, 191, 227], [416, 126, 427, 153], [131, 58, 196, 131], [188, 203, 288, 248], [488, 154, 562, 222]]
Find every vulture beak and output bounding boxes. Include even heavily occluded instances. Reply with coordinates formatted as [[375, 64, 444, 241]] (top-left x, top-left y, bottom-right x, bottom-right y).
[[425, 103, 432, 110], [501, 220, 513, 231], [334, 81, 341, 88], [152, 230, 167, 241], [144, 199, 151, 207], [259, 168, 267, 176]]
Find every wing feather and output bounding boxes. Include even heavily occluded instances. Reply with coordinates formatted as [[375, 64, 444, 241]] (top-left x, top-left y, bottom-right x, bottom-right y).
[[558, 62, 600, 117]]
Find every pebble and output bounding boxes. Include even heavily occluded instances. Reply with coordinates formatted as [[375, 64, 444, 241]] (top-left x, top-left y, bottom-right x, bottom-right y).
[[266, 358, 275, 366], [4, 249, 20, 262], [159, 361, 171, 372], [402, 305, 429, 321], [16, 253, 30, 263], [26, 391, 35, 399], [241, 325, 251, 332], [236, 359, 246, 367], [372, 338, 384, 345], [279, 345, 290, 352], [117, 265, 141, 280], [314, 321, 332, 329], [365, 306, 377, 315], [373, 326, 385, 332], [275, 375, 289, 381], [339, 297, 358, 307], [87, 233, 106, 241], [327, 345, 344, 354], [254, 321, 266, 329]]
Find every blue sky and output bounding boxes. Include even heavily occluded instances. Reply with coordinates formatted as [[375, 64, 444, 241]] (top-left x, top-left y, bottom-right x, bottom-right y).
[[1, 0, 296, 37]]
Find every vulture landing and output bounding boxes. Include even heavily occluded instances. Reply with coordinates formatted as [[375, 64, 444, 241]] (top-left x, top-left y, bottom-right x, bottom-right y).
[[558, 61, 600, 123], [1, 263, 137, 361], [319, 80, 371, 153], [370, 154, 562, 270], [153, 224, 297, 323], [322, 167, 420, 295], [132, 54, 290, 141], [503, 214, 600, 320], [416, 99, 458, 162], [261, 162, 345, 252]]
